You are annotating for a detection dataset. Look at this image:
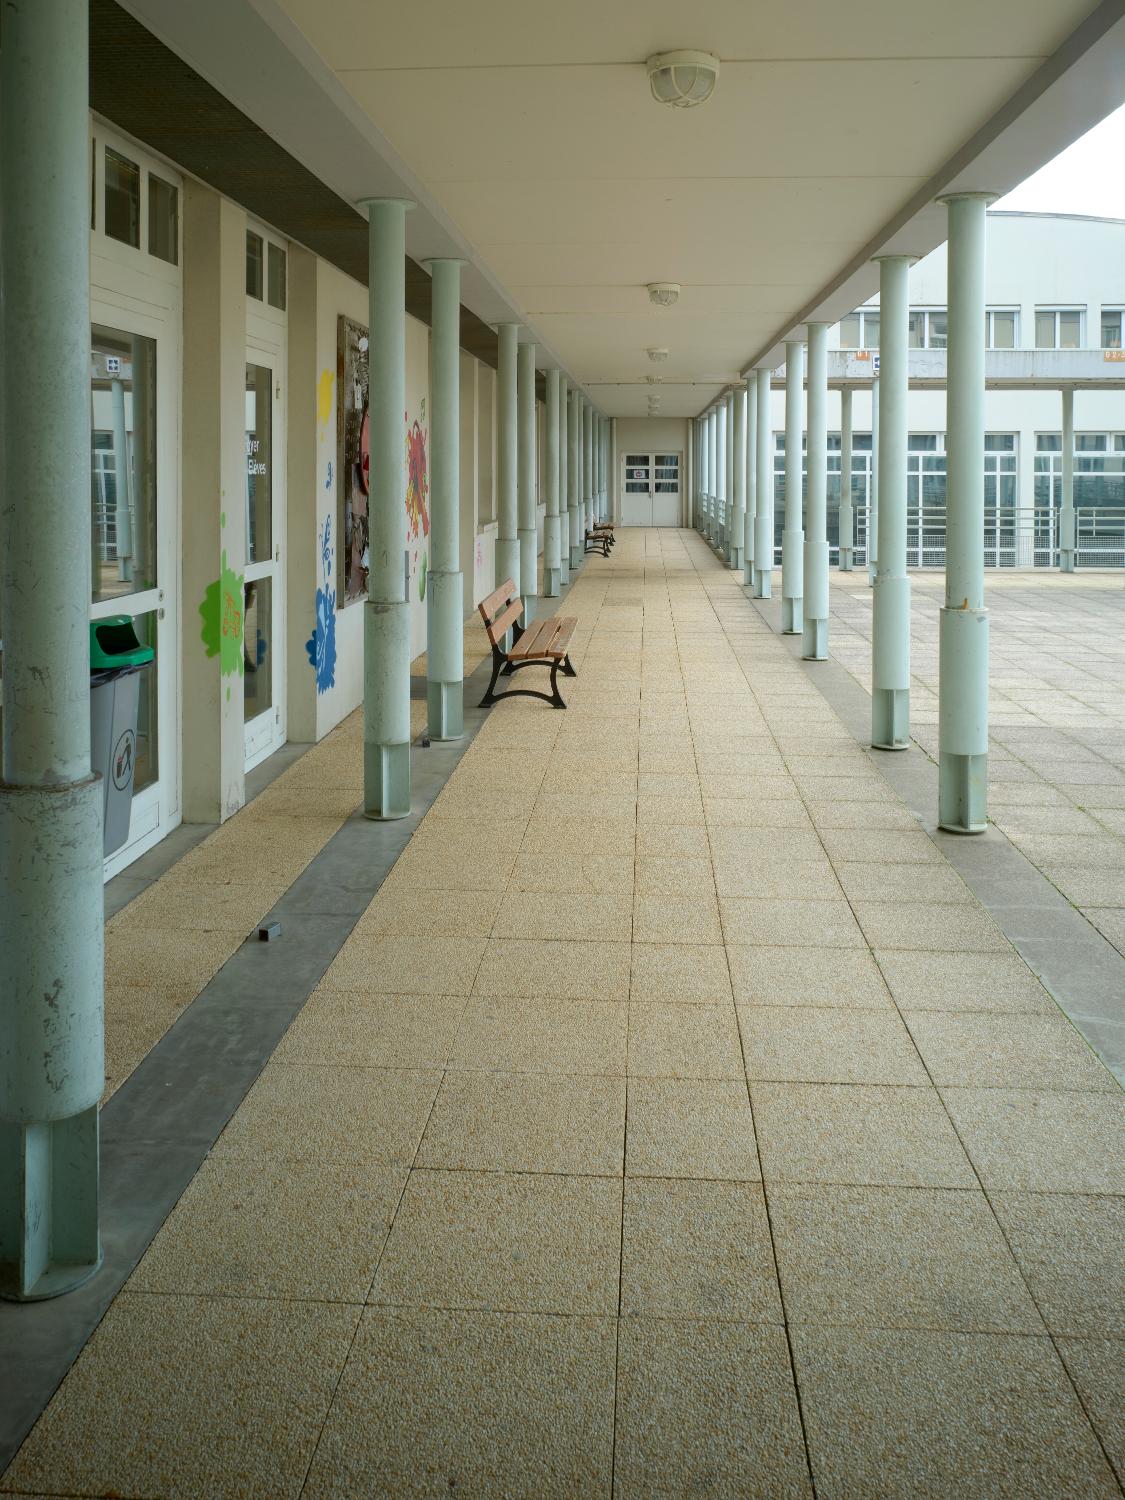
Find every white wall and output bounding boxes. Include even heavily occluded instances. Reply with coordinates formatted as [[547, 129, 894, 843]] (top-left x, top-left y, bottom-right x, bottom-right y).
[[615, 416, 689, 523]]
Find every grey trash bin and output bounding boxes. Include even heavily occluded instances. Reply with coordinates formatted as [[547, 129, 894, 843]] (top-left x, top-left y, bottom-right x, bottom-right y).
[[90, 616, 154, 856]]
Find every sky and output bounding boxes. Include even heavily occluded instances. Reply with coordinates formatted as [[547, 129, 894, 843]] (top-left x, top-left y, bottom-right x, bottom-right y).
[[995, 101, 1125, 218]]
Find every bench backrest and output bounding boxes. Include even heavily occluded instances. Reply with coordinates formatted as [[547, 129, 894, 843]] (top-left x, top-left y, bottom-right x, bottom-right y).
[[478, 578, 523, 648]]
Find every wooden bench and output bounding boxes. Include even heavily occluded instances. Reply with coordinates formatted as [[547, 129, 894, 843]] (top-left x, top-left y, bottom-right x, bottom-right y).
[[585, 525, 612, 557], [477, 580, 578, 709]]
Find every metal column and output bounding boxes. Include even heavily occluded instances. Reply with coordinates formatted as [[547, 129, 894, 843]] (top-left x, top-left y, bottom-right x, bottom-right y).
[[1, 0, 104, 1300], [803, 323, 829, 660], [871, 256, 914, 748], [781, 341, 805, 633], [753, 370, 773, 598], [724, 391, 736, 563], [868, 376, 880, 586], [568, 390, 582, 570], [361, 198, 415, 818], [425, 258, 464, 741], [495, 323, 520, 594], [731, 389, 745, 570], [517, 340, 538, 620], [938, 193, 996, 834], [1060, 387, 1076, 572], [743, 381, 757, 586], [839, 387, 854, 571], [558, 375, 570, 586], [544, 368, 562, 596]]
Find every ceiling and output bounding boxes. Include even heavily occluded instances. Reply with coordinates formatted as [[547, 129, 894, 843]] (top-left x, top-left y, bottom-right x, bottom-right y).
[[122, 0, 1125, 415]]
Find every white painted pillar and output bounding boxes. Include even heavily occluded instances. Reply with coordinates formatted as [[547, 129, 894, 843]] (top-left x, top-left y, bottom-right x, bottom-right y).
[[937, 192, 996, 834], [568, 389, 582, 569], [495, 323, 520, 594], [743, 377, 757, 586], [425, 257, 464, 740], [724, 391, 736, 562], [868, 376, 880, 585], [1060, 387, 1076, 571], [517, 340, 538, 620], [871, 256, 915, 748], [558, 374, 570, 585], [839, 386, 854, 571], [753, 370, 773, 597], [732, 384, 746, 573], [544, 368, 561, 596], [803, 322, 830, 660], [781, 340, 805, 633]]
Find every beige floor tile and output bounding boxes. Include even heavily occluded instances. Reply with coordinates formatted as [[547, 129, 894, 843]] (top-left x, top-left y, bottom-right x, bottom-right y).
[[940, 1087, 1125, 1193], [634, 854, 715, 895], [632, 890, 723, 944], [1082, 906, 1125, 954], [854, 901, 1010, 953], [130, 1156, 405, 1302], [322, 933, 486, 995], [792, 1326, 1119, 1500], [803, 798, 922, 831], [635, 792, 707, 827], [491, 887, 632, 942], [629, 943, 733, 1004], [212, 1063, 441, 1167], [903, 1011, 1117, 1090], [417, 1070, 625, 1175], [820, 828, 944, 865], [753, 1082, 976, 1188], [110, 877, 289, 934], [507, 849, 634, 895], [703, 797, 813, 829], [519, 814, 636, 859], [740, 1007, 928, 1085], [721, 899, 866, 949], [451, 996, 628, 1076], [712, 856, 843, 900], [370, 1170, 621, 1314], [353, 887, 502, 940], [728, 945, 893, 1008], [2, 1293, 359, 1500], [614, 1320, 812, 1498], [276, 991, 465, 1070], [621, 1177, 782, 1320], [104, 926, 240, 993], [770, 1184, 1043, 1333], [989, 1193, 1125, 1338], [638, 772, 702, 799], [635, 823, 711, 858], [628, 1003, 745, 1080], [303, 1307, 616, 1500], [875, 949, 1055, 1013], [625, 1077, 760, 1180], [835, 861, 975, 905], [1056, 1339, 1125, 1488], [473, 937, 631, 1000]]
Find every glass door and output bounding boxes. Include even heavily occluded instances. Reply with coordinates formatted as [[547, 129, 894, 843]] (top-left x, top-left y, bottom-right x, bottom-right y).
[[243, 348, 286, 768], [622, 453, 653, 525], [652, 452, 682, 525]]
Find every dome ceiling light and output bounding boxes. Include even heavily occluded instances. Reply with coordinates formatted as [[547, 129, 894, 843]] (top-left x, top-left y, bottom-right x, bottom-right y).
[[646, 50, 720, 109], [647, 282, 680, 308], [647, 347, 669, 362]]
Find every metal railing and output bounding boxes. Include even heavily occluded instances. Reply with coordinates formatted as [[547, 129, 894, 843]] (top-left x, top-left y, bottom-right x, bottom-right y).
[[831, 505, 1125, 571]]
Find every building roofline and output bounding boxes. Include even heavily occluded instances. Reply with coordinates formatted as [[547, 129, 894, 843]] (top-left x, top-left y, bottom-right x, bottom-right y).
[[989, 209, 1125, 226]]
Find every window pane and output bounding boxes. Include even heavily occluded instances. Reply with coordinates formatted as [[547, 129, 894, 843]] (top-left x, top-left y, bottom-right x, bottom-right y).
[[929, 312, 947, 348], [909, 434, 938, 450], [1035, 311, 1055, 348], [838, 313, 860, 348], [993, 312, 1016, 349], [104, 148, 140, 248], [246, 231, 264, 299], [132, 610, 160, 794], [908, 311, 923, 349], [863, 313, 880, 350], [148, 175, 178, 264], [90, 325, 158, 602], [243, 576, 273, 722], [985, 434, 1015, 451], [1037, 433, 1062, 451], [1102, 312, 1122, 349], [245, 364, 273, 563], [267, 243, 287, 310], [1076, 434, 1107, 451], [1059, 310, 1081, 348]]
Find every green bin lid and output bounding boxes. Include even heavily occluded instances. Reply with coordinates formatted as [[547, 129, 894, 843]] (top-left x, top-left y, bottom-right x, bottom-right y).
[[89, 615, 155, 670]]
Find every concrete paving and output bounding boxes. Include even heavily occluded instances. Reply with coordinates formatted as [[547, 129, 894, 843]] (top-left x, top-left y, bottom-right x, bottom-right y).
[[2, 530, 1122, 1499]]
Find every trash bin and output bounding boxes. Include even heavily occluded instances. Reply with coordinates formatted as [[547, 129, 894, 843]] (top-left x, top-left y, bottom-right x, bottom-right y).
[[90, 616, 154, 856]]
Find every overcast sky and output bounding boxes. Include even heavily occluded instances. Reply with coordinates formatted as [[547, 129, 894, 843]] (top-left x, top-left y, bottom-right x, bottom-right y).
[[996, 101, 1125, 218]]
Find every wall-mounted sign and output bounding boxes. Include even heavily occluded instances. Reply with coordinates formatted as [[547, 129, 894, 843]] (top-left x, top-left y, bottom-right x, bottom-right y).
[[105, 355, 122, 376], [1105, 349, 1125, 362]]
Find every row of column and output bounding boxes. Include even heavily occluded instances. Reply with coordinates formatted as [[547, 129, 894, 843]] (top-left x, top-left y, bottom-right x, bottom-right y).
[[696, 194, 996, 837]]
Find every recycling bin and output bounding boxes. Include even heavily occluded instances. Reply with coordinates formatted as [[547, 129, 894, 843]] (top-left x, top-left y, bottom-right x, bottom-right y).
[[90, 616, 154, 856]]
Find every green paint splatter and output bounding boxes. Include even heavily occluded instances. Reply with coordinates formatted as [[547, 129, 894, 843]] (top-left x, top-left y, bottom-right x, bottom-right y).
[[220, 511, 226, 528], [199, 549, 245, 678], [419, 551, 428, 602]]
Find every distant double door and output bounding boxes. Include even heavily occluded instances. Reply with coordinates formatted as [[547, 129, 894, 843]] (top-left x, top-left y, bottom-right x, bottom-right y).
[[621, 451, 681, 526]]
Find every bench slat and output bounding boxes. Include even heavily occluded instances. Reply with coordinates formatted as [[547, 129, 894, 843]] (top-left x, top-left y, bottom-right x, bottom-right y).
[[508, 617, 555, 660], [545, 617, 577, 658], [485, 598, 523, 646], [479, 579, 516, 625]]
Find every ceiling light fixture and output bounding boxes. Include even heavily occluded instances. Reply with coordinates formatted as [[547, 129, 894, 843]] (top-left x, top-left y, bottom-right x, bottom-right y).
[[646, 50, 720, 109], [647, 347, 669, 362], [647, 282, 680, 308]]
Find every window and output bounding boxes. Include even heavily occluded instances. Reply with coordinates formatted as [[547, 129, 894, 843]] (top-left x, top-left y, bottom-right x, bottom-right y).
[[246, 231, 264, 299], [983, 436, 1017, 506], [908, 309, 947, 349], [1035, 432, 1125, 510], [90, 325, 158, 601], [104, 148, 140, 248], [1101, 309, 1124, 350], [986, 309, 1018, 349], [267, 243, 287, 311], [838, 309, 880, 349], [147, 175, 178, 265], [1035, 308, 1083, 349]]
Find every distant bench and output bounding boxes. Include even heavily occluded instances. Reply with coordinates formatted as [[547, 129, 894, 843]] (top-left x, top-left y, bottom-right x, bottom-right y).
[[585, 522, 614, 556], [478, 579, 578, 710]]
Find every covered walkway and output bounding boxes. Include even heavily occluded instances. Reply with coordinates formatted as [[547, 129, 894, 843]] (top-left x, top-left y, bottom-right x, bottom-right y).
[[3, 530, 1122, 1499]]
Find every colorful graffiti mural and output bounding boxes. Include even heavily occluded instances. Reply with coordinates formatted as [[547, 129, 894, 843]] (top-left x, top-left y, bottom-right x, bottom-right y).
[[305, 513, 337, 695], [199, 548, 244, 678]]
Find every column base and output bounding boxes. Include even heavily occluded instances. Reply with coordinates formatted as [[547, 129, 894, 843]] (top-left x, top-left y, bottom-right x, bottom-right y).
[[839, 548, 853, 572], [363, 740, 411, 820], [781, 596, 803, 634], [1060, 552, 1076, 573], [753, 568, 772, 600], [544, 567, 561, 597], [867, 561, 877, 587], [0, 1106, 101, 1302], [938, 752, 988, 833], [872, 687, 911, 751], [742, 560, 754, 588], [730, 545, 743, 572], [802, 616, 827, 661], [569, 543, 582, 570], [522, 593, 539, 625], [427, 680, 463, 741], [364, 598, 412, 818]]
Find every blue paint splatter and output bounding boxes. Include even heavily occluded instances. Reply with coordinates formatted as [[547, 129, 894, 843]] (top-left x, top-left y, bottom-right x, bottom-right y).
[[305, 513, 337, 694], [325, 460, 333, 490]]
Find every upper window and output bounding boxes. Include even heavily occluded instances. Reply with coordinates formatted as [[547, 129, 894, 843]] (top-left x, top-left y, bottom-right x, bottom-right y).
[[247, 226, 288, 313], [1100, 309, 1124, 350], [908, 309, 947, 349], [246, 231, 264, 299], [147, 175, 178, 265], [104, 148, 140, 248], [838, 309, 879, 350], [985, 309, 1018, 349], [1035, 308, 1083, 349]]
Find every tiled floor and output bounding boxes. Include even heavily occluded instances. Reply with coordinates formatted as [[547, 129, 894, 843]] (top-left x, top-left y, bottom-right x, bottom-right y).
[[4, 530, 1123, 1499]]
